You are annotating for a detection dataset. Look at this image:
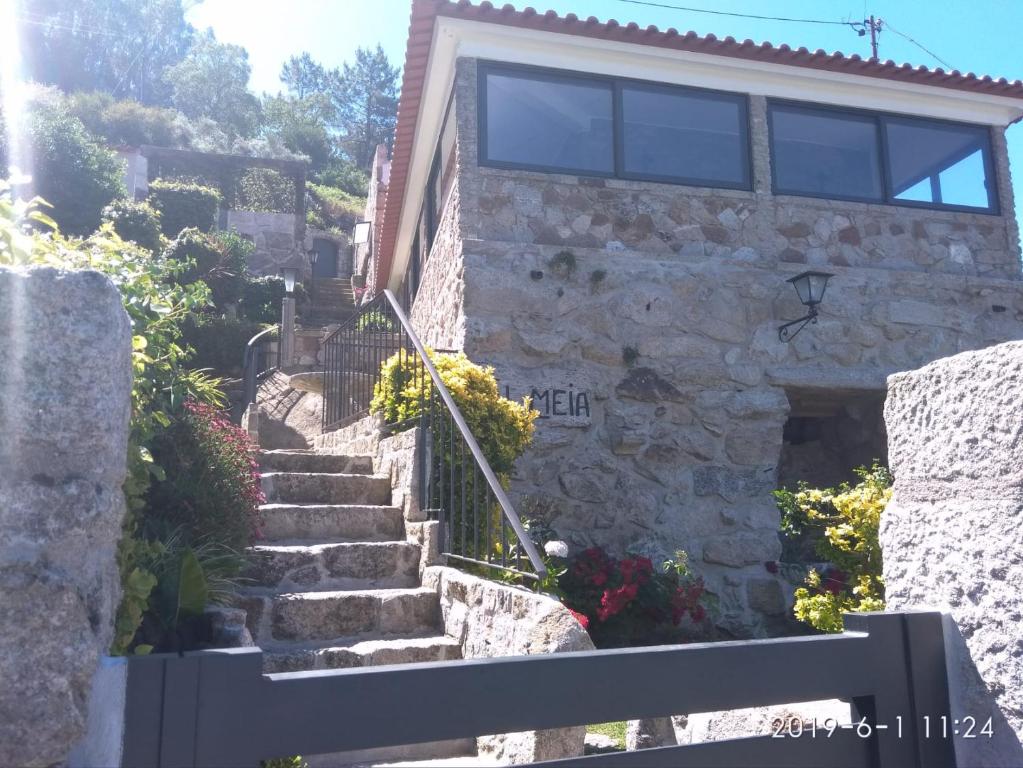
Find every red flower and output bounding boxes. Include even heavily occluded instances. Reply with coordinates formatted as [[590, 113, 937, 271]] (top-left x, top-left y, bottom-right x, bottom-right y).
[[568, 609, 589, 629], [764, 561, 779, 574]]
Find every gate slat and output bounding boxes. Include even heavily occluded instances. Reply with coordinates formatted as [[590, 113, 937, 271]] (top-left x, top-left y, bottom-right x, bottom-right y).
[[532, 729, 872, 768]]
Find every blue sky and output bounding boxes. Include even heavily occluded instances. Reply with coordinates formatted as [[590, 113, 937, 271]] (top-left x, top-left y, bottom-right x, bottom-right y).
[[190, 0, 1023, 228]]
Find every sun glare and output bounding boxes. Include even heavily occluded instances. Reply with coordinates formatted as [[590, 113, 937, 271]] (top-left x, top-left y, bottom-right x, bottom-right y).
[[0, 0, 33, 194]]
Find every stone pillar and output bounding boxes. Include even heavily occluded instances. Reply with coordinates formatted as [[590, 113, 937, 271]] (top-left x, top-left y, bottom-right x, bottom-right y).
[[881, 340, 1023, 767], [0, 267, 132, 767], [280, 295, 296, 368]]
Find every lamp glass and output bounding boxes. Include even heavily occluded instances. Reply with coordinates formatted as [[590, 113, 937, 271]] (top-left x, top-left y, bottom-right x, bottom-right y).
[[308, 248, 319, 265], [788, 271, 833, 307], [352, 221, 371, 245], [281, 267, 298, 294]]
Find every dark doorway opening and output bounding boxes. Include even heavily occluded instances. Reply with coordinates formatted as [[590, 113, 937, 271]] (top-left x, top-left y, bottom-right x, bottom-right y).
[[311, 238, 339, 278], [778, 387, 888, 491]]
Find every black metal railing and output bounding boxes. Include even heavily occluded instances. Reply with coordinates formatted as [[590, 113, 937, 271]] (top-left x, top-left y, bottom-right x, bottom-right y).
[[321, 290, 546, 580], [242, 325, 280, 407]]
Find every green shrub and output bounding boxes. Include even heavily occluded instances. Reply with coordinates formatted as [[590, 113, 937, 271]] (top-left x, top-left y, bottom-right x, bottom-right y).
[[558, 547, 707, 648], [146, 399, 264, 555], [181, 315, 265, 376], [239, 276, 287, 323], [164, 228, 245, 308], [314, 158, 369, 196], [236, 168, 295, 213], [371, 351, 536, 477], [102, 199, 163, 253], [776, 462, 891, 633], [148, 178, 221, 237], [356, 309, 394, 332], [68, 92, 189, 148], [307, 182, 364, 232], [18, 103, 125, 235]]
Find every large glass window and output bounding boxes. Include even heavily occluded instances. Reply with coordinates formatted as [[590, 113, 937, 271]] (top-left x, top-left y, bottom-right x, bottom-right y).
[[769, 100, 998, 213], [885, 118, 994, 210], [479, 64, 752, 189], [769, 104, 883, 201], [482, 69, 614, 174], [621, 84, 748, 187]]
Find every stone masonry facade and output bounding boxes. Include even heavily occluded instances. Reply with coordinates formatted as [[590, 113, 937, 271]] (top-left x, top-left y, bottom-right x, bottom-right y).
[[401, 57, 1023, 636]]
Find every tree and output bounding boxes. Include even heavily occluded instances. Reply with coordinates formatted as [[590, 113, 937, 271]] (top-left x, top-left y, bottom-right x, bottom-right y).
[[165, 31, 261, 140], [261, 93, 334, 170], [20, 0, 194, 105], [280, 53, 330, 100], [13, 98, 125, 235], [329, 45, 400, 170]]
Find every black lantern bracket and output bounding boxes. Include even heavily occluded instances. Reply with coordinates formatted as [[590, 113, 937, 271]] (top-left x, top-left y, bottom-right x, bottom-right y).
[[778, 270, 833, 343]]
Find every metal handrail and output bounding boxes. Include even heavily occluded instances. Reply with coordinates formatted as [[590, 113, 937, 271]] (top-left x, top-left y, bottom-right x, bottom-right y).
[[320, 290, 547, 580], [242, 324, 280, 407]]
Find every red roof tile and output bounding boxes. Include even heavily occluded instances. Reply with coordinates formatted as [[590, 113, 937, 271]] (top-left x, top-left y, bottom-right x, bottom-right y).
[[373, 0, 1023, 290]]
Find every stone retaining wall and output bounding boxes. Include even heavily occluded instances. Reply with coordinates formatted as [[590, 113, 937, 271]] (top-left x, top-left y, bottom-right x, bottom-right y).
[[423, 566, 594, 763], [0, 267, 132, 766], [881, 341, 1023, 766]]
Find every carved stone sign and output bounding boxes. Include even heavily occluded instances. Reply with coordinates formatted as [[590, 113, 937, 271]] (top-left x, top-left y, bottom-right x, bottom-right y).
[[502, 380, 592, 427]]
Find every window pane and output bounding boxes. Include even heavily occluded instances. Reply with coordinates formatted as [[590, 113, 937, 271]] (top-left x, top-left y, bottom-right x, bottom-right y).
[[885, 118, 993, 209], [770, 105, 883, 200], [623, 86, 747, 185], [484, 71, 613, 174]]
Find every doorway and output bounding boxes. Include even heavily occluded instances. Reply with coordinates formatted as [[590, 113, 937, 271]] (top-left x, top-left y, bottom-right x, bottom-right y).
[[311, 238, 339, 278]]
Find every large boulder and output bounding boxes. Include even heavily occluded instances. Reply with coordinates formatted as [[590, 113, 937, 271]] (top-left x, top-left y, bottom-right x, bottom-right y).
[[882, 340, 1023, 766], [0, 268, 132, 766]]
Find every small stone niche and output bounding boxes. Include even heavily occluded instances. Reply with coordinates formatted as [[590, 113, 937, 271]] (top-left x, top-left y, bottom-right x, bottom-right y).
[[777, 387, 888, 491]]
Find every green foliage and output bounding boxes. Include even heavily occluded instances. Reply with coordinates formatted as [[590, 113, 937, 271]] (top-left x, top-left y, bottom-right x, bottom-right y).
[[331, 45, 400, 169], [15, 101, 125, 235], [262, 756, 308, 768], [163, 227, 249, 308], [236, 168, 295, 213], [102, 199, 164, 253], [148, 178, 221, 237], [314, 159, 369, 197], [146, 400, 263, 556], [68, 91, 189, 147], [21, 0, 195, 105], [181, 315, 265, 376], [371, 351, 537, 477], [307, 182, 365, 232], [239, 276, 288, 324], [262, 92, 334, 170], [777, 463, 892, 633], [356, 310, 395, 332], [166, 31, 261, 139]]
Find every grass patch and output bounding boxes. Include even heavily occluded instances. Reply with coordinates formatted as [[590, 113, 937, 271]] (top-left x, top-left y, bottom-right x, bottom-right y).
[[588, 721, 627, 749]]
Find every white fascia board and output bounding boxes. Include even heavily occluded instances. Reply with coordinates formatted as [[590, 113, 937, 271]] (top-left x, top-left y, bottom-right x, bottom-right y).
[[386, 16, 1023, 290]]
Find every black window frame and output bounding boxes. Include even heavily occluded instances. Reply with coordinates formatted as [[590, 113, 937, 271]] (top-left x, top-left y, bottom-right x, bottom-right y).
[[767, 99, 1000, 215], [478, 61, 752, 192]]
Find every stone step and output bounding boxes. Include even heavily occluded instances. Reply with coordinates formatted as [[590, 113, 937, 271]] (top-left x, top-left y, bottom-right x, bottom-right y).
[[242, 587, 441, 643], [261, 634, 462, 673], [261, 472, 392, 506], [258, 503, 404, 542], [259, 450, 373, 474], [245, 542, 421, 592]]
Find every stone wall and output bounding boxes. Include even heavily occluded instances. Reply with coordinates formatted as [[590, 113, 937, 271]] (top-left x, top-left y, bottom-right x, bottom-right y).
[[226, 209, 303, 277], [399, 56, 1023, 637], [0, 267, 132, 766], [423, 566, 593, 763], [881, 341, 1023, 766]]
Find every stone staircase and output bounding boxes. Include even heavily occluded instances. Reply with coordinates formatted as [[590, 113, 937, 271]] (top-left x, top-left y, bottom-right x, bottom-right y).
[[240, 447, 472, 764], [303, 277, 357, 326]]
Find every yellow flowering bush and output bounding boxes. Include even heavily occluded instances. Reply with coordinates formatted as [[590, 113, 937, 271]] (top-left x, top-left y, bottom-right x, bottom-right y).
[[370, 350, 536, 477], [775, 463, 892, 633]]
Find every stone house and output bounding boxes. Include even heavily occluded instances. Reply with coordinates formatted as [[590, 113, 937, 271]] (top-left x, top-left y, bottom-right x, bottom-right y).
[[353, 0, 1023, 635]]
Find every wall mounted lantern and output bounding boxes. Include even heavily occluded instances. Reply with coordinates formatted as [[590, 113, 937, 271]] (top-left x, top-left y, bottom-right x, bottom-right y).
[[778, 270, 833, 342], [280, 266, 299, 295]]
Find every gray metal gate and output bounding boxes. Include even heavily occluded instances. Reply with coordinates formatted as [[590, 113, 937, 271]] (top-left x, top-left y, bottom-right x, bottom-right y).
[[123, 611, 956, 767]]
